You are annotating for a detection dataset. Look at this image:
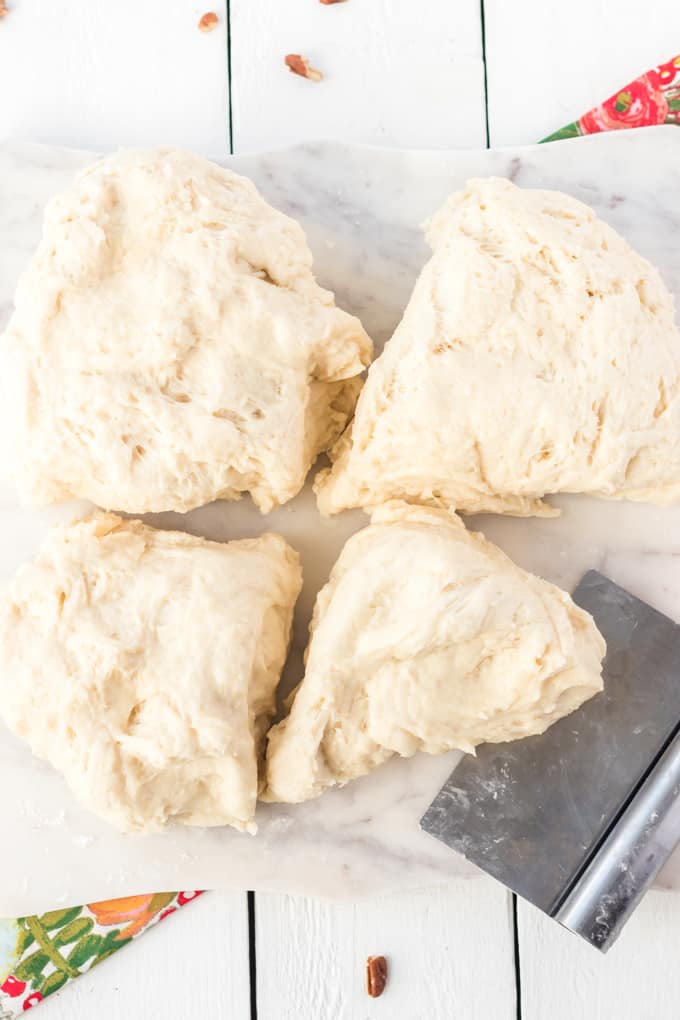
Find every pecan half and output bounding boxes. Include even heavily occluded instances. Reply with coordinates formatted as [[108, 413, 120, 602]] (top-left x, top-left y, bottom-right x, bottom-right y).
[[198, 11, 219, 32], [285, 54, 323, 82], [0, 2, 8, 17], [366, 955, 388, 998]]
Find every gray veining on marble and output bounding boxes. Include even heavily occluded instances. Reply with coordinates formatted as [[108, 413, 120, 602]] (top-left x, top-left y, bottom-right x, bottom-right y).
[[0, 128, 679, 913]]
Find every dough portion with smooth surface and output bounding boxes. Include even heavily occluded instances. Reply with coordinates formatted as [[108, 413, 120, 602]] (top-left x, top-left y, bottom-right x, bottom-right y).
[[2, 147, 372, 514], [0, 514, 302, 833], [265, 501, 604, 804], [316, 177, 680, 517]]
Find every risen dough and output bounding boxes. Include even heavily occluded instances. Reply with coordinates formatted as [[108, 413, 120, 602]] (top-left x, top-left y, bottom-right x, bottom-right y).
[[2, 147, 371, 514], [0, 514, 302, 833], [264, 501, 604, 804], [316, 177, 680, 517]]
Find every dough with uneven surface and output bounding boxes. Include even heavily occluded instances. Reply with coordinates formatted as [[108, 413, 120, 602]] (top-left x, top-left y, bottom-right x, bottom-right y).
[[316, 177, 680, 517], [265, 502, 605, 804], [2, 147, 372, 514], [0, 514, 302, 833]]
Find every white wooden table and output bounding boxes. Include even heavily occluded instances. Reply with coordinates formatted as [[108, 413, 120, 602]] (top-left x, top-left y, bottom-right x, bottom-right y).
[[2, 2, 680, 1017]]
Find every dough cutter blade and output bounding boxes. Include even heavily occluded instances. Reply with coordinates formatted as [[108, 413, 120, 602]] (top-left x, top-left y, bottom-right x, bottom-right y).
[[420, 570, 680, 953]]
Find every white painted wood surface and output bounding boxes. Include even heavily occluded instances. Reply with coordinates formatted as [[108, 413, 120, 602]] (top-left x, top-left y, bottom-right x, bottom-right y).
[[2, 1, 680, 1018], [485, 0, 680, 145], [42, 892, 250, 1019], [255, 881, 516, 1020], [0, 0, 230, 156], [518, 890, 680, 1020], [230, 0, 486, 152]]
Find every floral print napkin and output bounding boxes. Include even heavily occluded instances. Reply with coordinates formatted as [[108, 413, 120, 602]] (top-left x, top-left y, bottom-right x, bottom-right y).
[[1, 51, 679, 1017], [542, 54, 680, 141], [0, 893, 203, 1013]]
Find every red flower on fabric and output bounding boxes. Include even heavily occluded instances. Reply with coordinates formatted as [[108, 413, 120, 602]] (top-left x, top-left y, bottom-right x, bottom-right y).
[[177, 891, 204, 906], [579, 74, 669, 134], [656, 56, 680, 89], [159, 907, 177, 921], [23, 992, 43, 1010], [1, 976, 26, 998]]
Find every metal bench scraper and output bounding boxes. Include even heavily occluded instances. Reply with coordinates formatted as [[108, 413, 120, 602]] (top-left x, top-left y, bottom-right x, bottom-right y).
[[420, 570, 680, 952]]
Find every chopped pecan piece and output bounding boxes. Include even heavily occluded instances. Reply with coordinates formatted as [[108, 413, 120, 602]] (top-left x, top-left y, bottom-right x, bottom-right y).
[[366, 955, 388, 998], [198, 11, 219, 32], [285, 54, 323, 82]]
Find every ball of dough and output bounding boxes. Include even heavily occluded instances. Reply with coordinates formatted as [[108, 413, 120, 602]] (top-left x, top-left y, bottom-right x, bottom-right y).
[[264, 501, 604, 804], [316, 177, 680, 517], [2, 148, 372, 514], [0, 513, 302, 833]]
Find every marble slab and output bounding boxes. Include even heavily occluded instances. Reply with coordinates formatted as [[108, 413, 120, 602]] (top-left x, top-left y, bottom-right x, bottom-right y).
[[0, 128, 679, 914]]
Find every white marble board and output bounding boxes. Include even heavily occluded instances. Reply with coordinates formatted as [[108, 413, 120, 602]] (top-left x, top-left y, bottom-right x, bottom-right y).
[[0, 127, 679, 915]]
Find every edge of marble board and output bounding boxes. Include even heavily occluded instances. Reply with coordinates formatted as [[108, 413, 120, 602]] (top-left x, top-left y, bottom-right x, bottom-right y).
[[2, 120, 678, 159]]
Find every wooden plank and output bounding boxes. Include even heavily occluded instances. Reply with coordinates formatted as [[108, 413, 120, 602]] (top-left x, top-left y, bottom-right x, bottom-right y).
[[484, 0, 680, 146], [0, 0, 230, 156], [230, 0, 486, 153], [518, 890, 680, 1019], [41, 892, 250, 1020], [256, 880, 516, 1020]]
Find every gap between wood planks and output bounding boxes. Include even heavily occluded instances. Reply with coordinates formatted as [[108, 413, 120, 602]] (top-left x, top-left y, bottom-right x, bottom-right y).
[[512, 894, 523, 1019], [479, 0, 491, 149], [248, 890, 258, 1020], [225, 0, 234, 154]]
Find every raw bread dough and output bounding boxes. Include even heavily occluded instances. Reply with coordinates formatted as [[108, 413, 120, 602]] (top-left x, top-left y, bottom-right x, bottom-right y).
[[264, 501, 604, 804], [0, 513, 302, 833], [1, 148, 372, 514], [316, 177, 680, 517]]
